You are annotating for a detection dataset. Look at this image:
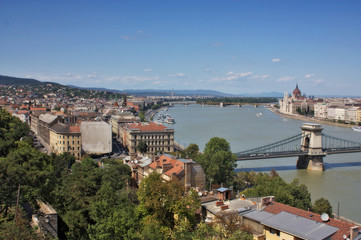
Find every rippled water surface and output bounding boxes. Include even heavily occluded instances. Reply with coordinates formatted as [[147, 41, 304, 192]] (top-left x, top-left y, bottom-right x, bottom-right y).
[[159, 104, 361, 222]]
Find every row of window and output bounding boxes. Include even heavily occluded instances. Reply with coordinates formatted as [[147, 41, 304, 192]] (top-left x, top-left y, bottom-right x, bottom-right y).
[[134, 134, 173, 140], [58, 135, 80, 139], [58, 146, 80, 151], [58, 140, 80, 145]]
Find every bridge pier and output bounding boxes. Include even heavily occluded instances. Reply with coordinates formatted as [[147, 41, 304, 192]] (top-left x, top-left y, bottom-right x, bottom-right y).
[[297, 123, 325, 171], [297, 155, 324, 171]]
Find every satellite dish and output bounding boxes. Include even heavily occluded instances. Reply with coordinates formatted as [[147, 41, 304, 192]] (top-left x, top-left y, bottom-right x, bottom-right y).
[[321, 213, 329, 222], [198, 192, 203, 197], [343, 235, 347, 239]]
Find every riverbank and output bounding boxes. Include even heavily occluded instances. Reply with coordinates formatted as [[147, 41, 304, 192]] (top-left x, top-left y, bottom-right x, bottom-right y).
[[267, 106, 354, 129]]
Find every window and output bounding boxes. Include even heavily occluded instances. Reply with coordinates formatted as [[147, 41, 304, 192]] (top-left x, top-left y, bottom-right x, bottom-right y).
[[270, 228, 280, 237]]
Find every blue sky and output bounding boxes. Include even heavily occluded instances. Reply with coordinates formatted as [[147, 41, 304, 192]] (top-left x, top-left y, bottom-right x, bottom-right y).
[[1, 0, 361, 96]]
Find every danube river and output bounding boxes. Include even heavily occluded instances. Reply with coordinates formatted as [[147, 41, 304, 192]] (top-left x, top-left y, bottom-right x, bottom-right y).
[[158, 104, 361, 222]]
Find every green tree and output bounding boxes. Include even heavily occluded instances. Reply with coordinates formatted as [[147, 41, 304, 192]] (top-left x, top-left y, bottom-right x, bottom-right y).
[[312, 198, 333, 217], [137, 172, 200, 235], [0, 109, 30, 156], [1, 141, 51, 210], [182, 143, 199, 159], [139, 111, 146, 122], [88, 184, 138, 240], [137, 141, 148, 154], [196, 137, 237, 186], [241, 172, 312, 211]]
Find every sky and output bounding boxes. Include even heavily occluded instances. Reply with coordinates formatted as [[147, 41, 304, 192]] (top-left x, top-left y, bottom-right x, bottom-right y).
[[1, 0, 361, 96]]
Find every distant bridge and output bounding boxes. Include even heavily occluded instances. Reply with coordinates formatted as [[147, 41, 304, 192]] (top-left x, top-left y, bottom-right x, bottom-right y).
[[236, 123, 361, 171]]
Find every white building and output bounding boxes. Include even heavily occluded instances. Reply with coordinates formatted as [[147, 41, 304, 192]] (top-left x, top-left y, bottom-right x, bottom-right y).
[[80, 121, 112, 155], [335, 107, 346, 121], [314, 103, 328, 119], [346, 107, 359, 123]]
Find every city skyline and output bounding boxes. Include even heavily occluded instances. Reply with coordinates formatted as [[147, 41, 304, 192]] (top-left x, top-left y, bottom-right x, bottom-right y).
[[1, 0, 361, 96]]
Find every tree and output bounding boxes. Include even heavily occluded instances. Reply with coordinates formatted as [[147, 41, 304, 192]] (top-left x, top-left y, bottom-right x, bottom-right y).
[[182, 143, 199, 159], [1, 141, 52, 210], [196, 137, 237, 186], [0, 109, 30, 156], [241, 172, 312, 211], [88, 184, 138, 240], [137, 172, 200, 234], [312, 198, 333, 217], [137, 141, 148, 154]]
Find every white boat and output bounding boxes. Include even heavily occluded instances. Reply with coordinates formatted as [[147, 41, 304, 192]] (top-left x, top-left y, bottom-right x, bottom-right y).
[[166, 118, 175, 124], [256, 113, 263, 117], [352, 126, 361, 132]]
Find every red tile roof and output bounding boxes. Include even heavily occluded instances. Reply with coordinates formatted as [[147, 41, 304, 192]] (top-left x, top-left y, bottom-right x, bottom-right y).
[[264, 201, 355, 240], [127, 122, 168, 132], [69, 125, 80, 133], [149, 155, 191, 177]]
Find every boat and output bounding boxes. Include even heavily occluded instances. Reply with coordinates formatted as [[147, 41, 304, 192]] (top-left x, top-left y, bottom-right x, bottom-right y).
[[166, 118, 175, 124], [256, 113, 263, 117], [352, 126, 361, 132]]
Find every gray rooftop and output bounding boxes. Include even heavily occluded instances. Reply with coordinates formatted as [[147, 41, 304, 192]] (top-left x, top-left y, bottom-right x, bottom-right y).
[[39, 113, 58, 124], [261, 211, 339, 240], [242, 210, 274, 222], [202, 198, 255, 215]]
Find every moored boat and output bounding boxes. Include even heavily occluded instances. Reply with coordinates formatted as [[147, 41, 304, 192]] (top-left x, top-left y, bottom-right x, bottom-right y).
[[166, 118, 175, 124], [352, 126, 361, 132]]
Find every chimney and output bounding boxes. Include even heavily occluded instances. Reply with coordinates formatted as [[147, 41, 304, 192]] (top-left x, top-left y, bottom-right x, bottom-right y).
[[130, 153, 137, 160], [350, 226, 359, 240], [184, 162, 192, 189]]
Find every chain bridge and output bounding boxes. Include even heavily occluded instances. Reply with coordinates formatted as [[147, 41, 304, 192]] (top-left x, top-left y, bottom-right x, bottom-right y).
[[236, 123, 361, 171]]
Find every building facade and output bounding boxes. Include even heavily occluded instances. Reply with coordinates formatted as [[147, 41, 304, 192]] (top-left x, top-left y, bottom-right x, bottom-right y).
[[120, 122, 174, 154], [49, 123, 82, 159]]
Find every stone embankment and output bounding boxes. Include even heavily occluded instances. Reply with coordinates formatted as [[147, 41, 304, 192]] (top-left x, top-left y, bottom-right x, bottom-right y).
[[268, 107, 354, 129]]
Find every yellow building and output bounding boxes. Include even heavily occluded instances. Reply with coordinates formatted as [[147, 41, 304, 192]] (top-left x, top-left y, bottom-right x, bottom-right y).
[[356, 108, 361, 123], [49, 123, 82, 159]]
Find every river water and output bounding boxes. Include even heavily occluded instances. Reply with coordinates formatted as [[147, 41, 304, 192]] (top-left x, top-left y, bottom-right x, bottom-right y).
[[158, 104, 361, 222]]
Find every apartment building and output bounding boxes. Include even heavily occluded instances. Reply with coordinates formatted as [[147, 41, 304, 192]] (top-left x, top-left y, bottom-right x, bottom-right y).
[[49, 123, 82, 159], [120, 122, 174, 154]]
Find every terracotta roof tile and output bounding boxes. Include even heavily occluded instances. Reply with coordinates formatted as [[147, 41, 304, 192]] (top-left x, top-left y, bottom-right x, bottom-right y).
[[127, 122, 168, 132]]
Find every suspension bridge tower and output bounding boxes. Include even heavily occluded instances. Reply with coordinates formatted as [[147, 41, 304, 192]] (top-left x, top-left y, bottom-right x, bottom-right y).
[[297, 123, 326, 171]]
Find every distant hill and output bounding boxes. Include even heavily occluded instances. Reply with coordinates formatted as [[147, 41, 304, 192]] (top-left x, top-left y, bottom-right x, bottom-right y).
[[0, 75, 43, 86], [0, 75, 61, 87], [124, 89, 235, 97], [0, 75, 284, 97], [74, 86, 235, 97], [242, 92, 283, 98]]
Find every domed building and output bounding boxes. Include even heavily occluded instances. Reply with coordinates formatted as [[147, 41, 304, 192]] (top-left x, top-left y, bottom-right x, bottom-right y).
[[279, 84, 313, 115], [292, 83, 302, 99]]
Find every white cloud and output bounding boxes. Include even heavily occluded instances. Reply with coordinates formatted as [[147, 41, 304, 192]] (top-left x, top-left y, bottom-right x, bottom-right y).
[[121, 75, 159, 84], [143, 69, 153, 72], [272, 58, 281, 62], [212, 72, 253, 82], [260, 75, 271, 79], [152, 81, 162, 85], [168, 73, 186, 78], [305, 74, 314, 78], [87, 72, 98, 78], [210, 42, 223, 47], [314, 79, 324, 84], [277, 76, 295, 82]]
